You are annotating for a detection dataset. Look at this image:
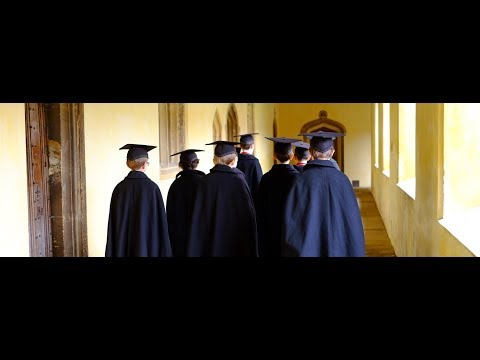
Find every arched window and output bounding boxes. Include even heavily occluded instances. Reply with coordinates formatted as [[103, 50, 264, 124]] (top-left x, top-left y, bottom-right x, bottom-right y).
[[273, 110, 278, 164], [159, 103, 186, 174], [226, 104, 239, 141], [213, 110, 222, 141], [247, 103, 254, 133]]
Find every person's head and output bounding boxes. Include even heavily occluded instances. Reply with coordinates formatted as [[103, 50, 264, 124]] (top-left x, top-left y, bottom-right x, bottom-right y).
[[180, 158, 199, 170], [127, 157, 149, 171], [292, 141, 311, 163], [171, 149, 204, 171], [275, 146, 294, 164], [310, 146, 335, 160], [309, 135, 335, 160], [240, 143, 254, 152], [266, 137, 298, 164], [235, 133, 258, 153], [295, 147, 311, 162], [297, 131, 345, 161], [213, 153, 237, 167], [206, 140, 241, 168], [120, 144, 156, 172]]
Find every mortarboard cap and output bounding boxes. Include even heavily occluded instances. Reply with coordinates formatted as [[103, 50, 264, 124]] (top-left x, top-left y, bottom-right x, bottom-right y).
[[298, 131, 345, 152], [292, 141, 311, 158], [234, 133, 259, 145], [292, 141, 310, 149], [170, 149, 204, 162], [265, 137, 298, 153], [206, 141, 241, 157], [119, 144, 156, 160]]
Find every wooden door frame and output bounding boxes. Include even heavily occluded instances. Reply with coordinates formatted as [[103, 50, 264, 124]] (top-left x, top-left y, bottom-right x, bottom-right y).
[[25, 103, 52, 256], [25, 103, 88, 257]]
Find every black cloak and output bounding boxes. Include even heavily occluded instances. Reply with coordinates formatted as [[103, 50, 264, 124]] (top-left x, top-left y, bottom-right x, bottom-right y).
[[293, 164, 306, 172], [187, 164, 258, 256], [106, 171, 172, 257], [255, 164, 299, 256], [295, 158, 340, 172], [282, 160, 365, 257], [166, 169, 205, 256], [236, 154, 263, 196]]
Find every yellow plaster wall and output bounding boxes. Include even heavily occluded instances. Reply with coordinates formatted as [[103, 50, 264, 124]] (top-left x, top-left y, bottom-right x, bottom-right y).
[[252, 103, 278, 171], [371, 103, 473, 256], [84, 104, 161, 257], [0, 104, 30, 256], [278, 103, 372, 187], [182, 103, 275, 177]]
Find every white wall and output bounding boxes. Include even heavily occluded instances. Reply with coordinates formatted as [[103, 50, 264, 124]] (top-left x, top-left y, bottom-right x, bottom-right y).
[[0, 104, 30, 256]]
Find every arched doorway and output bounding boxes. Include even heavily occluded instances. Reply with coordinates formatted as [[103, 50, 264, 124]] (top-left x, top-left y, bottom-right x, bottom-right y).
[[247, 103, 254, 133], [213, 110, 222, 141], [273, 110, 278, 164], [227, 104, 239, 141], [300, 110, 346, 171]]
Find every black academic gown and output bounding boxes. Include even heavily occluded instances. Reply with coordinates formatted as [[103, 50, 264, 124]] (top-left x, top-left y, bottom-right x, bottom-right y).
[[282, 160, 365, 257], [237, 154, 263, 197], [330, 158, 341, 171], [232, 167, 248, 185], [187, 164, 258, 257], [293, 164, 306, 172], [106, 171, 172, 257], [295, 159, 340, 172], [166, 169, 205, 256], [255, 164, 299, 257]]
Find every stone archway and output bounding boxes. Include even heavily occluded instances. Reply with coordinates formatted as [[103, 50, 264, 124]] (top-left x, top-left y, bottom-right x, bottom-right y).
[[300, 110, 347, 171], [213, 110, 222, 141], [247, 103, 254, 133], [227, 104, 239, 141], [273, 110, 278, 164]]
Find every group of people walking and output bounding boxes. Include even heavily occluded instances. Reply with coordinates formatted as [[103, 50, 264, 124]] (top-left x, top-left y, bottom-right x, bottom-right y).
[[105, 131, 365, 257]]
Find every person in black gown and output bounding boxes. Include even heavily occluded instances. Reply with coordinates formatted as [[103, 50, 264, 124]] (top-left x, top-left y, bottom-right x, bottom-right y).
[[166, 149, 205, 256], [255, 137, 300, 257], [234, 133, 263, 197], [187, 141, 258, 257], [106, 144, 172, 257], [282, 132, 365, 257], [292, 141, 311, 172]]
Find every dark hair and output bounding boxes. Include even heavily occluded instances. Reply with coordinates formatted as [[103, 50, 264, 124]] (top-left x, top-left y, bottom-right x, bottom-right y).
[[240, 143, 254, 150], [179, 158, 200, 170], [295, 147, 310, 161], [275, 149, 293, 163]]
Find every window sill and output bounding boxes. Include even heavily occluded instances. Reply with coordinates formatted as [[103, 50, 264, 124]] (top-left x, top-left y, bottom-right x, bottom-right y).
[[439, 207, 480, 256], [397, 178, 416, 199]]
